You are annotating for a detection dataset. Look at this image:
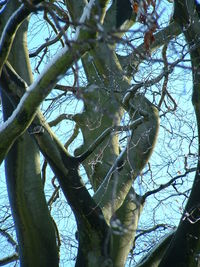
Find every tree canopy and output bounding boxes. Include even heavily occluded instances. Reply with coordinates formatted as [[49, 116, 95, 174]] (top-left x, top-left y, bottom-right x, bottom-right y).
[[0, 0, 200, 266]]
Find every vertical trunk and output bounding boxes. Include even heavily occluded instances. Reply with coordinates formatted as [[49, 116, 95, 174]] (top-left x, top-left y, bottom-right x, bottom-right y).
[[0, 1, 59, 265], [1, 91, 59, 267], [111, 190, 143, 266]]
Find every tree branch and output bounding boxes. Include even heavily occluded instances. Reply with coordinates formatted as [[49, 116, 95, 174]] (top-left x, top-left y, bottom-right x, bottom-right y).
[[0, 253, 18, 266], [0, 228, 18, 248], [0, 4, 112, 261], [0, 0, 100, 164], [29, 24, 68, 58], [0, 0, 43, 74], [143, 168, 196, 199], [159, 2, 200, 265], [118, 21, 181, 77], [0, 229, 19, 266], [77, 117, 144, 163], [93, 95, 159, 222], [122, 53, 189, 107], [48, 114, 74, 127], [0, 54, 106, 232], [136, 230, 175, 267]]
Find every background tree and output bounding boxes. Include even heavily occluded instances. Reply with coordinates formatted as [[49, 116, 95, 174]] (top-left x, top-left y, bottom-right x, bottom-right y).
[[0, 0, 200, 266]]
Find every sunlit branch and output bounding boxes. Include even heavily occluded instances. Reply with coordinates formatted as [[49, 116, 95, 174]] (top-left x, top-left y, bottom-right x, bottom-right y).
[[92, 103, 158, 222], [0, 0, 101, 164], [48, 114, 74, 127], [64, 123, 79, 150]]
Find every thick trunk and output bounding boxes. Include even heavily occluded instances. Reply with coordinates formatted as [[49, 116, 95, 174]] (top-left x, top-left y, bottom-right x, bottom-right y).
[[0, 1, 59, 265], [1, 90, 59, 267], [0, 1, 185, 266], [111, 189, 143, 266], [67, 1, 160, 263]]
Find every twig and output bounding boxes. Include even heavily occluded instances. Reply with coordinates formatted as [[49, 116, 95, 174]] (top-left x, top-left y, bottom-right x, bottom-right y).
[[29, 24, 68, 58], [0, 229, 17, 248], [143, 168, 196, 199], [123, 54, 189, 107], [135, 223, 173, 241]]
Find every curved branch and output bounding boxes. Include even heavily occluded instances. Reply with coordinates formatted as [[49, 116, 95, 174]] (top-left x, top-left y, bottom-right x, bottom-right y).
[[29, 24, 68, 58], [0, 43, 85, 164], [0, 0, 43, 74], [77, 117, 144, 163], [48, 114, 74, 127]]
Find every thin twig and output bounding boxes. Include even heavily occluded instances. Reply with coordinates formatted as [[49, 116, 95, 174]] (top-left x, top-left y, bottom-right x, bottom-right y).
[[29, 24, 68, 57], [143, 168, 196, 199]]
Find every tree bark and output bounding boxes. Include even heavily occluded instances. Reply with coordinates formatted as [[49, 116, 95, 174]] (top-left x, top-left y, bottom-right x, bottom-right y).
[[0, 1, 59, 265], [160, 1, 200, 266]]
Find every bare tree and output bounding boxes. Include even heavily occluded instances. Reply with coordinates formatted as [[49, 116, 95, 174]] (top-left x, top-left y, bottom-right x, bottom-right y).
[[0, 0, 200, 266]]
